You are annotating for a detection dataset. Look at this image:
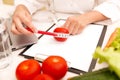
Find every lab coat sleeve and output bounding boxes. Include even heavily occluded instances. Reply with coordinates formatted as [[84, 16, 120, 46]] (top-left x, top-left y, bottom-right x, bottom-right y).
[[94, 0, 120, 22], [15, 0, 48, 14]]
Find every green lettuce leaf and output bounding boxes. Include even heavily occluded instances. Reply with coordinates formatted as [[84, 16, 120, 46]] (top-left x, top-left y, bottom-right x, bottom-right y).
[[93, 47, 120, 78]]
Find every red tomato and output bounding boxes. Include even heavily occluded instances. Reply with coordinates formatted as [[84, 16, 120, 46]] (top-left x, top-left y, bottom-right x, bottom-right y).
[[42, 56, 68, 79], [16, 59, 41, 80], [53, 27, 69, 42], [33, 74, 55, 80]]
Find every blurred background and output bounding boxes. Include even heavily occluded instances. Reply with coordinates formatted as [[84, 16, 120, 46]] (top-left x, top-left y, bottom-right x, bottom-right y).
[[0, 0, 14, 18]]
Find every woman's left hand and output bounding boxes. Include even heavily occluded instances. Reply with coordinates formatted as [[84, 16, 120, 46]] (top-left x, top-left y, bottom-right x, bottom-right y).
[[62, 15, 87, 35]]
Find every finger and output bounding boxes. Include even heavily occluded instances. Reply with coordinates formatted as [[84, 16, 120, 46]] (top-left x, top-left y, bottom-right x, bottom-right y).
[[14, 17, 33, 35], [11, 22, 21, 35], [63, 19, 71, 29], [21, 14, 37, 33], [69, 24, 77, 35], [77, 25, 85, 34], [68, 22, 77, 35]]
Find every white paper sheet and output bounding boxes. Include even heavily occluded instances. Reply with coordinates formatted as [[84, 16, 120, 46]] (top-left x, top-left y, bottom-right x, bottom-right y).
[[22, 20, 104, 72]]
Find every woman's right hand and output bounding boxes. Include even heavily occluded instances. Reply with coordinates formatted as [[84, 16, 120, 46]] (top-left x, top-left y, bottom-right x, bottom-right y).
[[12, 5, 37, 35]]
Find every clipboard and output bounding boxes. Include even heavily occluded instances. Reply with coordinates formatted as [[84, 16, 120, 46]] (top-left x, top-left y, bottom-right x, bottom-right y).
[[19, 19, 107, 74]]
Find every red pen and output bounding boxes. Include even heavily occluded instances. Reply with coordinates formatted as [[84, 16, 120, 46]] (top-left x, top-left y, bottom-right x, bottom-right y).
[[26, 27, 69, 38]]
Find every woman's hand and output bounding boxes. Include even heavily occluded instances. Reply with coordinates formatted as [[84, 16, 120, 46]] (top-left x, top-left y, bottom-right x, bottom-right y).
[[12, 5, 37, 35], [62, 11, 108, 35], [63, 15, 87, 35]]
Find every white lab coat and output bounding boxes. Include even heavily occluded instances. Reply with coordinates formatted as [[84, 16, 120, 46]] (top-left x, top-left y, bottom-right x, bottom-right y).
[[15, 0, 120, 22]]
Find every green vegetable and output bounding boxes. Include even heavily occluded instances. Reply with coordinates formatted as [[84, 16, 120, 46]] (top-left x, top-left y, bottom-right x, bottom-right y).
[[110, 28, 120, 51], [93, 47, 120, 78], [104, 28, 120, 49], [68, 68, 119, 80], [93, 28, 120, 78]]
